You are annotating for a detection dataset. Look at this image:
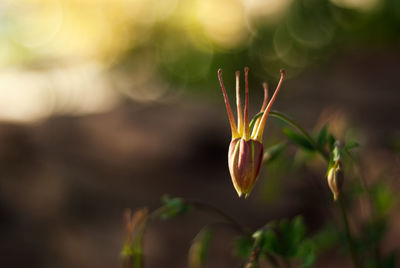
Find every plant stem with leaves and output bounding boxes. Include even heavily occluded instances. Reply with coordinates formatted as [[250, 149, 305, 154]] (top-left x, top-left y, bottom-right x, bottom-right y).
[[268, 110, 361, 268]]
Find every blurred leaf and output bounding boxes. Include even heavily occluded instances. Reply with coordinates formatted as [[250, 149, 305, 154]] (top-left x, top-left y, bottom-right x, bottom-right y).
[[263, 143, 287, 165], [372, 184, 395, 216], [257, 228, 280, 256], [278, 216, 306, 257], [258, 217, 307, 258], [291, 216, 306, 245], [357, 218, 387, 254], [158, 196, 190, 220], [312, 224, 340, 252], [344, 141, 360, 150], [252, 217, 317, 266], [233, 236, 253, 259], [297, 239, 316, 268], [283, 128, 315, 151], [328, 134, 336, 151], [189, 228, 213, 268], [249, 112, 264, 134], [317, 125, 328, 149]]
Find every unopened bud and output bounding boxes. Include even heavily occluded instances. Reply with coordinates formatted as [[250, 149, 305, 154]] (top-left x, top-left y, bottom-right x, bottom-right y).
[[326, 161, 344, 201], [228, 138, 263, 197]]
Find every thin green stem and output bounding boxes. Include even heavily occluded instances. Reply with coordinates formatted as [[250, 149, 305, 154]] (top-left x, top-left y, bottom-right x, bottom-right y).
[[269, 111, 330, 161], [245, 247, 261, 268], [345, 151, 381, 266], [189, 201, 250, 236], [245, 227, 280, 268], [151, 200, 249, 236], [338, 196, 360, 268]]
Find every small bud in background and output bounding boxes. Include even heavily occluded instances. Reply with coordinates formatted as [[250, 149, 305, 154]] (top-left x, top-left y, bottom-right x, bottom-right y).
[[121, 208, 148, 268], [218, 67, 285, 197], [326, 141, 344, 201], [326, 161, 344, 201]]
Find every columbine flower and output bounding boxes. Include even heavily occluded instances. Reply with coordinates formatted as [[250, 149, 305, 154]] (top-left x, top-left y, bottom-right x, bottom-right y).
[[218, 67, 285, 197]]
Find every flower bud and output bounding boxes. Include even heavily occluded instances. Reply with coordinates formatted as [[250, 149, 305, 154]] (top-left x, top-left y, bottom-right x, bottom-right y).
[[218, 68, 285, 197], [228, 138, 264, 197], [326, 161, 344, 201]]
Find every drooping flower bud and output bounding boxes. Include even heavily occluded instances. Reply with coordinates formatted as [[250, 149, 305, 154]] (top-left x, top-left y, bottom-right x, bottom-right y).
[[218, 67, 285, 197], [228, 138, 264, 197], [326, 161, 344, 201]]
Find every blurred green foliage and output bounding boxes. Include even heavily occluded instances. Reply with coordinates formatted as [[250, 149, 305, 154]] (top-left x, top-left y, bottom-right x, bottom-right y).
[[189, 228, 213, 268], [156, 195, 191, 220], [234, 216, 316, 267], [117, 0, 400, 94]]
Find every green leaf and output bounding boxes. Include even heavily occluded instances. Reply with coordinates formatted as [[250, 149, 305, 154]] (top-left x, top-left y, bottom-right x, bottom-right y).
[[283, 128, 315, 151], [256, 228, 279, 256], [158, 196, 190, 220], [233, 236, 253, 259], [291, 216, 306, 245], [328, 134, 336, 151], [188, 228, 213, 268], [278, 217, 305, 257], [372, 184, 395, 216], [297, 239, 316, 268], [253, 217, 314, 265], [312, 224, 340, 251], [344, 141, 360, 150], [317, 125, 328, 149], [249, 112, 264, 134], [263, 143, 287, 165]]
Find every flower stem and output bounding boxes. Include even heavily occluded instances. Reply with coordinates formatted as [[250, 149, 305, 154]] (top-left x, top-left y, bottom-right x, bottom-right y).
[[189, 200, 250, 236], [338, 196, 360, 268], [269, 111, 330, 161], [245, 226, 280, 268]]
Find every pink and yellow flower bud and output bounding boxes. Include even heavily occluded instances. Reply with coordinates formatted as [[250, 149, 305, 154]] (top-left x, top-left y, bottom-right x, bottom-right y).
[[228, 138, 264, 197], [218, 67, 285, 197]]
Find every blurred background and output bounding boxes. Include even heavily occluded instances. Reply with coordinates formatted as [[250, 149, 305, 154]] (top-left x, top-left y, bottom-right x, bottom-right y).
[[0, 0, 399, 267]]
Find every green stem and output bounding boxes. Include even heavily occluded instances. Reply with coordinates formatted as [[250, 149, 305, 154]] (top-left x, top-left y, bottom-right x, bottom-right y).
[[151, 200, 249, 236], [190, 201, 250, 236], [245, 247, 261, 268], [345, 152, 381, 266], [245, 228, 280, 268], [269, 111, 329, 161], [338, 196, 360, 268]]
